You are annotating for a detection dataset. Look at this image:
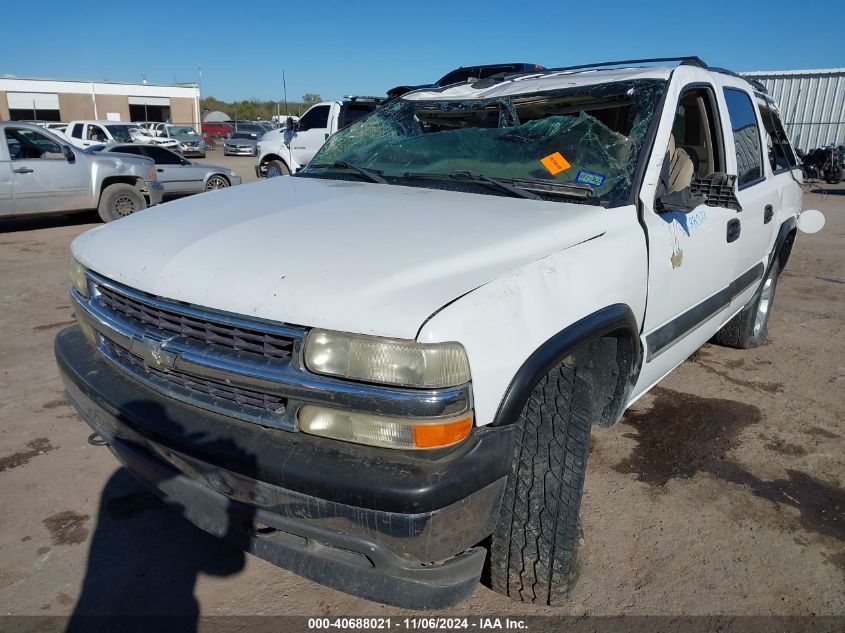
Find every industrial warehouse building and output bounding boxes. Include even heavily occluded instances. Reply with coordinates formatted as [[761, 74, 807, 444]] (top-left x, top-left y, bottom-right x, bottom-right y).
[[742, 68, 844, 151], [0, 77, 200, 126]]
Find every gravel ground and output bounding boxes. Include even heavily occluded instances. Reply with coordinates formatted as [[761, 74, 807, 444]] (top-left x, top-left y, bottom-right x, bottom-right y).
[[0, 157, 842, 623]]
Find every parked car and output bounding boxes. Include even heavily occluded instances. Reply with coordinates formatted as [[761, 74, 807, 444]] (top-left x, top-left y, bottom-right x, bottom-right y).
[[98, 144, 240, 196], [387, 62, 546, 98], [229, 121, 272, 134], [57, 58, 825, 610], [148, 124, 207, 157], [223, 131, 260, 156], [201, 122, 233, 139], [65, 120, 180, 151], [256, 97, 381, 177], [1, 122, 162, 221]]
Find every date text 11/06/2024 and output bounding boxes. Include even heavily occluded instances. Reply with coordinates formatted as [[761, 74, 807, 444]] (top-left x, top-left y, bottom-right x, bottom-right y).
[[307, 617, 528, 630]]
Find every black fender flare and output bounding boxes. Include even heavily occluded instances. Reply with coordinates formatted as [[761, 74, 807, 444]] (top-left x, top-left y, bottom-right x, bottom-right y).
[[771, 216, 797, 277], [490, 304, 641, 428]]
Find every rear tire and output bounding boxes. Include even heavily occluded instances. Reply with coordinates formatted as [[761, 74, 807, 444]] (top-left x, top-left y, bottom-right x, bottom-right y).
[[712, 258, 780, 348], [489, 357, 593, 605], [97, 183, 146, 222], [266, 160, 290, 178]]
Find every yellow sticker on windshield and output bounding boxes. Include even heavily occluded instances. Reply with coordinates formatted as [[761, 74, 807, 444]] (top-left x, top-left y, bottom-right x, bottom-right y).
[[540, 152, 571, 175]]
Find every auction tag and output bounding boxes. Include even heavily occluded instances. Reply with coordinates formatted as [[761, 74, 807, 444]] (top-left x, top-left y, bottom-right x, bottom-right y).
[[540, 152, 571, 175]]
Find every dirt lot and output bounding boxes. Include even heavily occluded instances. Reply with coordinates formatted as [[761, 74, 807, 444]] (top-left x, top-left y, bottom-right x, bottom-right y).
[[0, 155, 842, 623]]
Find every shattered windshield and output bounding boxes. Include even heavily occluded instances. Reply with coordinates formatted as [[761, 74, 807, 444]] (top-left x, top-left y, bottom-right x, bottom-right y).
[[303, 80, 666, 205]]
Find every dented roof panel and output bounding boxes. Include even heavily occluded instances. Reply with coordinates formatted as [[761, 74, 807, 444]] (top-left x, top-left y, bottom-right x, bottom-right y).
[[403, 67, 673, 101]]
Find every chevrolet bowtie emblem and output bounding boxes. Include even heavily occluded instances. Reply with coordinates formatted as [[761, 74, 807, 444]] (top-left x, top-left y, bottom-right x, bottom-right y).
[[130, 335, 177, 370]]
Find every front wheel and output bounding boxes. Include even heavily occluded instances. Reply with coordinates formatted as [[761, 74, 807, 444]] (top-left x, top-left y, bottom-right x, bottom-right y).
[[97, 183, 147, 222], [265, 160, 290, 178], [489, 357, 593, 605], [205, 175, 230, 191], [712, 258, 780, 348]]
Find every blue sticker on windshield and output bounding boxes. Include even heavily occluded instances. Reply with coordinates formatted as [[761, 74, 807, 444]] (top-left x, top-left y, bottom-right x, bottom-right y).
[[574, 169, 606, 188]]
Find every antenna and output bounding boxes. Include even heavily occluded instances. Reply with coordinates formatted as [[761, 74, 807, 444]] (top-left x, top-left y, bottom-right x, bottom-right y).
[[283, 69, 289, 118]]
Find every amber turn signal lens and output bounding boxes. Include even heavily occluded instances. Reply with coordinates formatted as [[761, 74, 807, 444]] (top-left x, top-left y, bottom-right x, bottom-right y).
[[413, 416, 473, 449]]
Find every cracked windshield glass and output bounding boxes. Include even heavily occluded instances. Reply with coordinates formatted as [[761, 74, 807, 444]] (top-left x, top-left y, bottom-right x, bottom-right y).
[[305, 80, 666, 204]]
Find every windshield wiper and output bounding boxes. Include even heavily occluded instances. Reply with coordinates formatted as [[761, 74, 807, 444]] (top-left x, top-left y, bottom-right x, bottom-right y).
[[403, 170, 540, 200], [310, 161, 386, 184]]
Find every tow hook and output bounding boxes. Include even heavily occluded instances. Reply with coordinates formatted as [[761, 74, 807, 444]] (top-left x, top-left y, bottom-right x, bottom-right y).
[[87, 432, 110, 447]]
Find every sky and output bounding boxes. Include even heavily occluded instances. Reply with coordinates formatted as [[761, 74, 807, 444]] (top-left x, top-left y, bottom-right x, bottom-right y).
[[1, 0, 842, 103]]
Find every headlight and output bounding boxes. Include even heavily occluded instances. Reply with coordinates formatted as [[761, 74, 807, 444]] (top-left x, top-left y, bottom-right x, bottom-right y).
[[304, 329, 471, 388], [298, 405, 473, 450], [70, 259, 89, 297]]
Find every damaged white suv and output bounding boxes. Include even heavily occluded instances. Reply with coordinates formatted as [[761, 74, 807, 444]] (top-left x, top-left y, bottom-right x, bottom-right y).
[[57, 57, 824, 609]]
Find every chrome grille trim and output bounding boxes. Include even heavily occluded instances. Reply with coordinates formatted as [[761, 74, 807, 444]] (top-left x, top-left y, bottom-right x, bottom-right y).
[[71, 273, 472, 425], [101, 338, 295, 429]]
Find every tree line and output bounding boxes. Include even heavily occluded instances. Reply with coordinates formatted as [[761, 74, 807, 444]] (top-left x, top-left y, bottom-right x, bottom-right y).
[[201, 94, 323, 121]]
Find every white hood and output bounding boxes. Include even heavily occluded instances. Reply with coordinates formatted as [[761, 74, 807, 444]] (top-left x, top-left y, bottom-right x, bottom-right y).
[[72, 177, 606, 339]]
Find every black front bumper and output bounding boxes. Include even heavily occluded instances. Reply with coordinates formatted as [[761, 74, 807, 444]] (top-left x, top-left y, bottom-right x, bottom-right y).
[[56, 326, 513, 609]]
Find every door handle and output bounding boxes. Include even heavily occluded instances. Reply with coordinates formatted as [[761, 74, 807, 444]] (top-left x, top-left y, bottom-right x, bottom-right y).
[[727, 218, 741, 243], [764, 204, 774, 224], [157, 168, 164, 172], [13, 167, 34, 174]]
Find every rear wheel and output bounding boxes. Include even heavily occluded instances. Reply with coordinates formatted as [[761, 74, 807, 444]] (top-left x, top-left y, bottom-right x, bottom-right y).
[[266, 160, 290, 178], [713, 258, 780, 348], [97, 183, 146, 222], [205, 175, 230, 191], [489, 357, 593, 605]]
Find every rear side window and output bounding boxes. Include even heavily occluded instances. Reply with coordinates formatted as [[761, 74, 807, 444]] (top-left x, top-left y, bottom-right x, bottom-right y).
[[70, 123, 83, 139], [298, 105, 330, 132], [143, 146, 183, 165], [339, 104, 375, 129], [722, 88, 763, 187], [758, 103, 797, 172]]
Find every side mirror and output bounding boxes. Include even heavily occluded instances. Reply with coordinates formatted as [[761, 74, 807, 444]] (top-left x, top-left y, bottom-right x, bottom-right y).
[[62, 145, 76, 162], [656, 172, 742, 213]]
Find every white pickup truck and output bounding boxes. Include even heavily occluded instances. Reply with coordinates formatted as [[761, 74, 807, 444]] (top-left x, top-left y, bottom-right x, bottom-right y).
[[57, 58, 824, 610], [254, 97, 381, 177], [65, 120, 180, 151]]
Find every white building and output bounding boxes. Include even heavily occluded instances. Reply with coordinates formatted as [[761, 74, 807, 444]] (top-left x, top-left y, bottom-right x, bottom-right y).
[[743, 68, 845, 151], [0, 76, 201, 126]]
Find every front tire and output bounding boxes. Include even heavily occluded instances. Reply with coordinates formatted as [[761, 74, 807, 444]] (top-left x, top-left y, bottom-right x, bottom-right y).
[[205, 175, 230, 191], [97, 183, 147, 222], [489, 357, 593, 605], [265, 160, 290, 178], [712, 258, 780, 348]]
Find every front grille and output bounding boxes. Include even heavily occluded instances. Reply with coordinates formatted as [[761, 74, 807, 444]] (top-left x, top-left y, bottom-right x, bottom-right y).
[[103, 338, 287, 415], [97, 284, 294, 361]]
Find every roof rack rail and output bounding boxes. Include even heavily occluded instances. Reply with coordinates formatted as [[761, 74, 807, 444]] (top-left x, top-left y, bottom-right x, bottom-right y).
[[710, 68, 769, 94], [343, 95, 386, 103], [546, 56, 707, 73]]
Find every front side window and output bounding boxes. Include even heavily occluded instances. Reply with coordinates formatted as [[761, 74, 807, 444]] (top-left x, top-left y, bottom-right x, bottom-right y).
[[5, 128, 63, 160], [298, 105, 330, 132], [758, 103, 797, 172], [723, 88, 763, 187], [661, 87, 724, 194], [87, 125, 108, 142], [304, 80, 667, 205]]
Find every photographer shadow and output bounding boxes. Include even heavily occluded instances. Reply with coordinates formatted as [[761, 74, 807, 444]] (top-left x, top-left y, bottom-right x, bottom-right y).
[[67, 401, 259, 633]]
